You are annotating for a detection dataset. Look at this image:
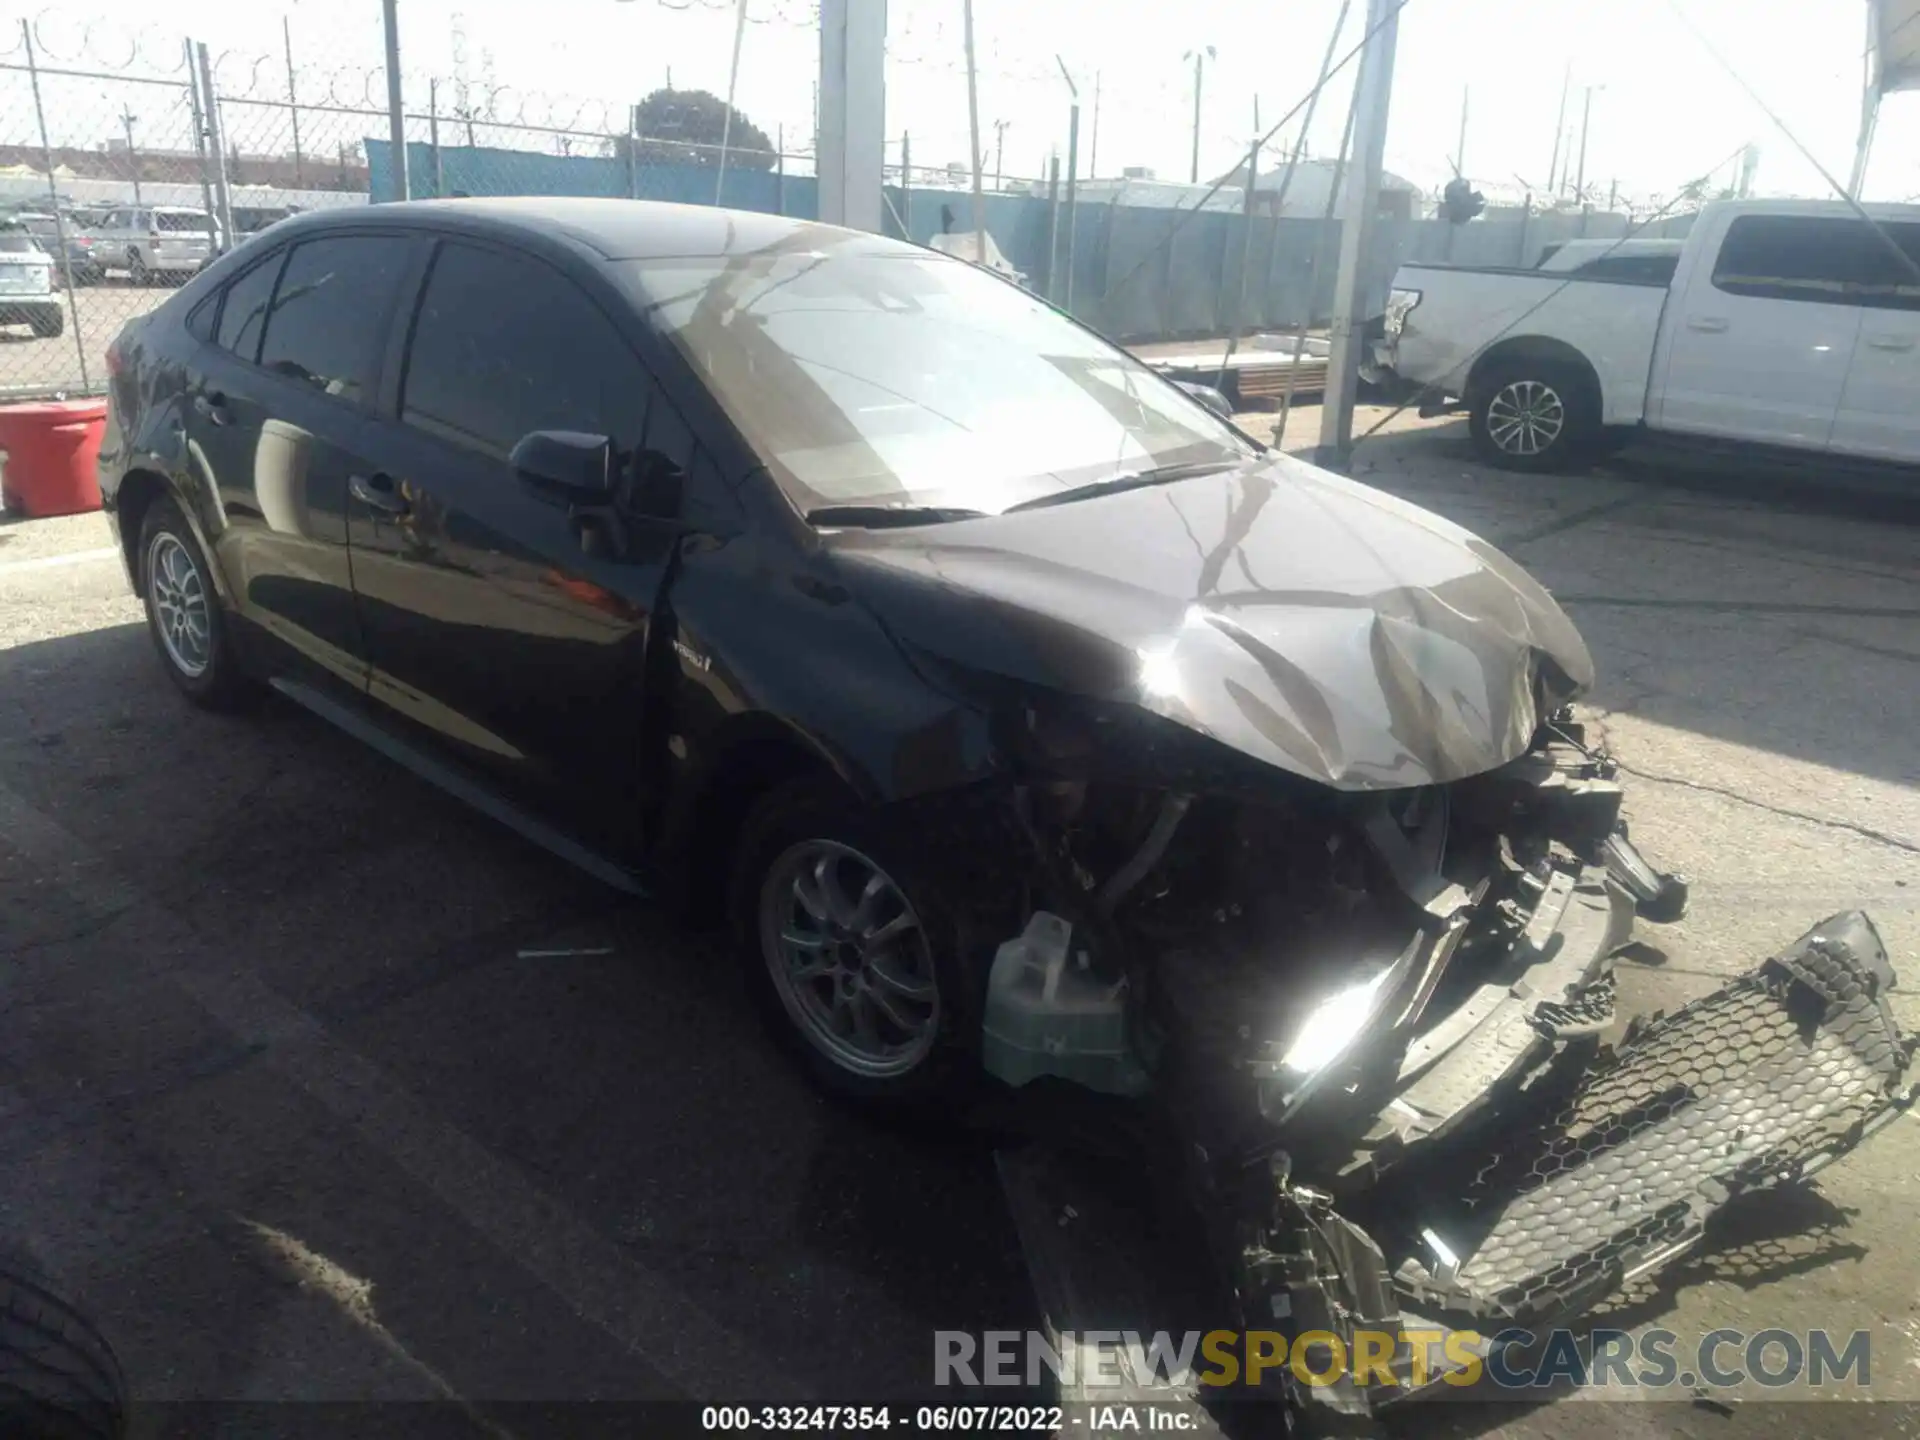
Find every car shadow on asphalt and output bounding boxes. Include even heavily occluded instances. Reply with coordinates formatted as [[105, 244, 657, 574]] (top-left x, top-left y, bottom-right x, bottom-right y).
[[0, 621, 1041, 1411]]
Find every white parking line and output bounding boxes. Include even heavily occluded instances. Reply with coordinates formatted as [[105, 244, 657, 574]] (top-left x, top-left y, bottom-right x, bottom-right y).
[[0, 545, 119, 577], [0, 779, 808, 1403]]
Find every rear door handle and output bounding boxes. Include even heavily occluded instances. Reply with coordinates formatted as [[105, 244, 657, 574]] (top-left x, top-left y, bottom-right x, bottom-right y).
[[349, 472, 410, 515], [1685, 316, 1730, 333], [192, 390, 230, 425], [1865, 333, 1917, 352]]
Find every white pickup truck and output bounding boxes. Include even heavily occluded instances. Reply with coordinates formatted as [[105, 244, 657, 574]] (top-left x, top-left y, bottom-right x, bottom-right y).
[[1376, 198, 1920, 472]]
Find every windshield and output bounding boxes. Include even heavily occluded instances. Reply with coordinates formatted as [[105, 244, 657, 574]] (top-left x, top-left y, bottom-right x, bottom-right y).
[[632, 241, 1251, 515]]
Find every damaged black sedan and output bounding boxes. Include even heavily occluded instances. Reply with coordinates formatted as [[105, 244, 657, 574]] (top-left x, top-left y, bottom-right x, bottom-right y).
[[101, 199, 1914, 1420]]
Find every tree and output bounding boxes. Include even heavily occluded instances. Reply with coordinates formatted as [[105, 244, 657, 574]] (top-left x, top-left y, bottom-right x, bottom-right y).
[[627, 87, 775, 171]]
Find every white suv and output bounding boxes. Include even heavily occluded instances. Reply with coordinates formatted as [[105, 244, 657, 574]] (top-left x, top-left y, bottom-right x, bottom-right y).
[[0, 224, 62, 337], [93, 205, 224, 285]]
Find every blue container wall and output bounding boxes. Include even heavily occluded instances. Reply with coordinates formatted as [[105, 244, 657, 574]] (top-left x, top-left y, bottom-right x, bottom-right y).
[[366, 139, 1696, 345]]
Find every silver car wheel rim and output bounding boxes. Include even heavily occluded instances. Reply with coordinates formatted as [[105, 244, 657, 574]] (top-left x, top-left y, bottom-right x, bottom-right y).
[[147, 532, 211, 678], [759, 839, 939, 1079], [1487, 380, 1566, 456]]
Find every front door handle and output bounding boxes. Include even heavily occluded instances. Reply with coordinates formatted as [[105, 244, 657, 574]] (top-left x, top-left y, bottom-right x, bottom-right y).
[[349, 471, 409, 515], [1865, 333, 1918, 352], [193, 390, 230, 426], [1685, 316, 1730, 334]]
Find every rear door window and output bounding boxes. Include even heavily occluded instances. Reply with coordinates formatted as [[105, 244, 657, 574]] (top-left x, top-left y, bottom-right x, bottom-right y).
[[157, 212, 206, 233], [215, 250, 285, 362], [1712, 216, 1887, 304], [256, 235, 409, 403]]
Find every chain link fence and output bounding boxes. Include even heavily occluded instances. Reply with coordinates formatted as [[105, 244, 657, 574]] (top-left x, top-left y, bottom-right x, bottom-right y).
[[0, 8, 1709, 403], [0, 16, 372, 399]]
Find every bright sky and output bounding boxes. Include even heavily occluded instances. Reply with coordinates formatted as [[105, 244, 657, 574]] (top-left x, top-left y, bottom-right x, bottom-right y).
[[9, 0, 1914, 207]]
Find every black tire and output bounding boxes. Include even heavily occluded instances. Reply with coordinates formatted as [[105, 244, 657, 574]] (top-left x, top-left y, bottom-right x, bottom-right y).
[[136, 497, 255, 711], [728, 777, 986, 1107], [1467, 358, 1600, 473], [125, 251, 148, 288], [0, 1259, 128, 1440], [28, 312, 62, 340]]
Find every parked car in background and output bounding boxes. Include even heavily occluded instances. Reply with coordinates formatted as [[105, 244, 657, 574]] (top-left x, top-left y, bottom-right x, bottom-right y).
[[231, 205, 302, 238], [1377, 198, 1920, 471], [14, 209, 105, 286], [91, 205, 223, 285], [0, 222, 64, 336]]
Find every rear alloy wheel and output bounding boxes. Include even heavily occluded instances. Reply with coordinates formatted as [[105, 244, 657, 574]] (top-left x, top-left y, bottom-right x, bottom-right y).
[[1468, 360, 1599, 473], [731, 778, 979, 1106], [138, 498, 255, 710]]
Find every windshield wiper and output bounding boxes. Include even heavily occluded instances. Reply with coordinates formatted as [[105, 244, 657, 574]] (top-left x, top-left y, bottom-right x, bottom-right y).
[[805, 504, 990, 529], [1002, 459, 1241, 514]]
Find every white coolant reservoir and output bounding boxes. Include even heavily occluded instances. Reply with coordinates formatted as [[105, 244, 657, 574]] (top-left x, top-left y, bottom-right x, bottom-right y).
[[981, 912, 1150, 1095]]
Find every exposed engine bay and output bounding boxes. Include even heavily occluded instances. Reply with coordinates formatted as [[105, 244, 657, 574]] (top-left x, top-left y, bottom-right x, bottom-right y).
[[971, 703, 1917, 1418]]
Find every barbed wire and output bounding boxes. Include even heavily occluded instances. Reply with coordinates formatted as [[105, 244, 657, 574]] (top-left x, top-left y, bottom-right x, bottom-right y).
[[0, 14, 192, 75]]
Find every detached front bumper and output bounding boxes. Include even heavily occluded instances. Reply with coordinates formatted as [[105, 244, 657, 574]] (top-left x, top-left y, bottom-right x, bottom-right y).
[[1256, 909, 1915, 1417]]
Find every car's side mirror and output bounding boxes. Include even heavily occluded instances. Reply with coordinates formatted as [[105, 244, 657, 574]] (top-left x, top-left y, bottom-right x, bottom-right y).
[[628, 448, 685, 522], [1175, 380, 1233, 420], [510, 429, 614, 504]]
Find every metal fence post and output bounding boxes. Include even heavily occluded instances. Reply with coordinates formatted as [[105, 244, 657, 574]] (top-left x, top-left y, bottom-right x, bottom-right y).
[[429, 78, 443, 196], [284, 16, 304, 187], [776, 124, 786, 216], [20, 20, 88, 390], [899, 132, 910, 237], [626, 105, 639, 199], [382, 0, 409, 201], [1043, 154, 1060, 302], [194, 44, 235, 251], [184, 40, 218, 234]]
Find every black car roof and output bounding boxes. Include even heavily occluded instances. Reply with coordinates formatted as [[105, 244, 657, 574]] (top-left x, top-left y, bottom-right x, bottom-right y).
[[287, 196, 917, 263]]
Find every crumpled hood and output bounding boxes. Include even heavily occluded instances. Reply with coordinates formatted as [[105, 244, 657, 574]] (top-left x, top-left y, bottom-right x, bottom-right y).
[[825, 453, 1594, 790]]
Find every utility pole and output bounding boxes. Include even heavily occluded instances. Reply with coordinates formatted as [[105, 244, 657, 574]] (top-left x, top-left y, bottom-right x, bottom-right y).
[[283, 17, 303, 186], [714, 0, 749, 206], [1317, 0, 1399, 467], [1188, 48, 1209, 183], [1546, 63, 1570, 198], [993, 118, 1008, 188], [1057, 57, 1080, 311], [1454, 85, 1468, 176], [1088, 71, 1101, 178], [962, 0, 986, 261], [1574, 85, 1598, 203], [119, 108, 141, 203]]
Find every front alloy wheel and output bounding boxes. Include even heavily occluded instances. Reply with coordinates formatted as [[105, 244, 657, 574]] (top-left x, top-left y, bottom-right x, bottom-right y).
[[1485, 379, 1566, 459], [758, 839, 940, 1080]]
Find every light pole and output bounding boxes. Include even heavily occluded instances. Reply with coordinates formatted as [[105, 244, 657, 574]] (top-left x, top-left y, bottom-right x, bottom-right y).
[[1056, 57, 1080, 311], [1184, 45, 1215, 183], [993, 118, 1008, 188], [1574, 84, 1602, 203], [119, 107, 141, 203]]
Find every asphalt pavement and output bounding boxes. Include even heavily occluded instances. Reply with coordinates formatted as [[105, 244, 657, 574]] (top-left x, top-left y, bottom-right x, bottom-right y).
[[1, 412, 1917, 1437]]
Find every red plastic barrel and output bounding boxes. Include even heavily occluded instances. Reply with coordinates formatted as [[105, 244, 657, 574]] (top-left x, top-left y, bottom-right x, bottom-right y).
[[0, 399, 108, 519]]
